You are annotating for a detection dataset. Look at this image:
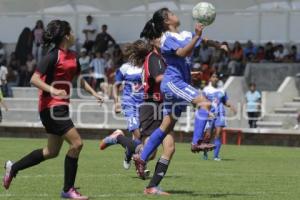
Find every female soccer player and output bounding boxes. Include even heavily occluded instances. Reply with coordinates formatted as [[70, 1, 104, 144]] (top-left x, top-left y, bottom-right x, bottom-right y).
[[2, 20, 102, 200], [133, 7, 228, 190], [202, 72, 236, 161], [99, 40, 147, 170]]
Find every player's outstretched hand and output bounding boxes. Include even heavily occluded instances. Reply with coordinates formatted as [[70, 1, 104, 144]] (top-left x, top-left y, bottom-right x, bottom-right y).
[[195, 23, 204, 37]]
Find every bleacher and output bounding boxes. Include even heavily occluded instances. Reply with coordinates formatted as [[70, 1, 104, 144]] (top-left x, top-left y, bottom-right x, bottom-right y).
[[0, 68, 300, 146]]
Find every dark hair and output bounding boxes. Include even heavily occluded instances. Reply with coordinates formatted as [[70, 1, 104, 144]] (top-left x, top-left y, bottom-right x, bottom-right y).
[[140, 7, 169, 40], [34, 20, 44, 30], [124, 40, 152, 66], [249, 83, 256, 87], [43, 20, 71, 47], [102, 24, 107, 29]]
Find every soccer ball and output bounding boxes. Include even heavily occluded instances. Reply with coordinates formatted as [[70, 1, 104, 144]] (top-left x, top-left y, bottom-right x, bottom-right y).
[[192, 2, 216, 26]]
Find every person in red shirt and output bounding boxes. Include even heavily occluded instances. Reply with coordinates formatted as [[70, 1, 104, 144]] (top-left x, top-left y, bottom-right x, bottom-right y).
[[3, 20, 102, 200]]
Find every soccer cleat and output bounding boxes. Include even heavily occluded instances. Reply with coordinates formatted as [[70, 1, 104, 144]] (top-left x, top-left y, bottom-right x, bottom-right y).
[[133, 154, 146, 179], [144, 187, 170, 195], [61, 187, 89, 200], [123, 158, 131, 170], [99, 129, 124, 150], [3, 160, 14, 190], [214, 157, 221, 161], [191, 143, 215, 153]]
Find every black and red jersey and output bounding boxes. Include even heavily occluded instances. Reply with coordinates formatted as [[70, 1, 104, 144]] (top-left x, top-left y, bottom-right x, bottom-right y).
[[143, 50, 166, 102], [35, 48, 80, 112]]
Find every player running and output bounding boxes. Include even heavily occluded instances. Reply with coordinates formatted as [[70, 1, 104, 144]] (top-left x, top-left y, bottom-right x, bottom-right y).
[[99, 40, 148, 170], [2, 20, 102, 200], [202, 72, 236, 161]]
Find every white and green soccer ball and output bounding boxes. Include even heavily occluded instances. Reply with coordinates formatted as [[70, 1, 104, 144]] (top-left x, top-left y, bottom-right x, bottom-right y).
[[192, 2, 216, 26]]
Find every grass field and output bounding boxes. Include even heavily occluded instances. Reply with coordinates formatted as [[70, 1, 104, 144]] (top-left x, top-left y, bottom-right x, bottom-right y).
[[0, 138, 300, 200]]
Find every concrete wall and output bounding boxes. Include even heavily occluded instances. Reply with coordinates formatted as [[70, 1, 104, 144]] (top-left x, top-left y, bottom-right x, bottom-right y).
[[244, 63, 300, 91], [262, 77, 299, 114], [223, 76, 249, 128]]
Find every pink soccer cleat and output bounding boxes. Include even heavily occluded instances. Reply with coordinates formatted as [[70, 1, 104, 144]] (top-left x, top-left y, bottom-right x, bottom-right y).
[[99, 129, 124, 150], [191, 143, 215, 153], [3, 160, 14, 190], [133, 154, 146, 179], [144, 187, 170, 195], [61, 187, 89, 200]]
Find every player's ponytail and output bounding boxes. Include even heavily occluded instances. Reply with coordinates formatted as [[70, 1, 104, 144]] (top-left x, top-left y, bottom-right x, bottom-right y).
[[140, 7, 170, 40], [43, 20, 71, 47]]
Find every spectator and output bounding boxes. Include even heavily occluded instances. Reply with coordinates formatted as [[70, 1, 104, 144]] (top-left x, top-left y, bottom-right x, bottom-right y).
[[6, 67, 18, 97], [287, 45, 300, 62], [198, 42, 213, 64], [82, 15, 98, 53], [112, 44, 124, 68], [0, 64, 8, 97], [245, 83, 261, 128], [94, 24, 116, 54], [25, 54, 36, 85], [89, 52, 107, 93], [0, 88, 8, 122], [253, 46, 265, 63], [191, 63, 203, 89], [15, 27, 33, 65], [8, 52, 20, 71], [212, 42, 230, 74], [78, 48, 91, 83], [104, 52, 115, 98], [32, 20, 44, 63], [0, 41, 6, 65], [274, 44, 288, 62], [228, 41, 243, 75], [264, 42, 275, 61], [243, 40, 257, 61], [18, 64, 28, 87]]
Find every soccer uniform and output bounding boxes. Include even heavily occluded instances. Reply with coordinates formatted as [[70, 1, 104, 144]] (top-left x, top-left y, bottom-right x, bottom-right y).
[[115, 62, 143, 132], [203, 83, 228, 131], [140, 51, 166, 137], [160, 31, 201, 117], [35, 48, 80, 136]]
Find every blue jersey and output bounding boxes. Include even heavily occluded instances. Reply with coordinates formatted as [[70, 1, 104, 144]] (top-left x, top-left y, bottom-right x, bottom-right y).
[[203, 83, 228, 116], [160, 31, 201, 83], [115, 63, 144, 105]]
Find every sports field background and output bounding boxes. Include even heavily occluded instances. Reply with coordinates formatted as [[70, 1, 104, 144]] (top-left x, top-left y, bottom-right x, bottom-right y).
[[0, 138, 300, 200]]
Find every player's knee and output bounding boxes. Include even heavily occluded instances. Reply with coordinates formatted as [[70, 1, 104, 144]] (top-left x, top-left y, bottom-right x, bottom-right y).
[[44, 149, 60, 159], [71, 141, 83, 153]]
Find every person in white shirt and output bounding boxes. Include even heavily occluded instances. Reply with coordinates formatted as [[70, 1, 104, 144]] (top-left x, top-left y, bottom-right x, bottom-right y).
[[245, 83, 261, 128], [78, 48, 91, 83], [82, 15, 98, 53], [89, 52, 107, 94], [274, 44, 288, 62]]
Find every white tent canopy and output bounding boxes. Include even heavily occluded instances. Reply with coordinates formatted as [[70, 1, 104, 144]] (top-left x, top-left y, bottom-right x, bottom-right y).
[[1, 0, 300, 43]]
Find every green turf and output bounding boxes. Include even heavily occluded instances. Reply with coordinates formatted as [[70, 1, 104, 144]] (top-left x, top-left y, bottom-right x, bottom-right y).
[[0, 138, 300, 200]]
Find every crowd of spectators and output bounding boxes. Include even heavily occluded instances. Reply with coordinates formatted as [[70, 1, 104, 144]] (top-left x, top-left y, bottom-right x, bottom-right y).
[[191, 40, 300, 88], [1, 16, 300, 98]]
